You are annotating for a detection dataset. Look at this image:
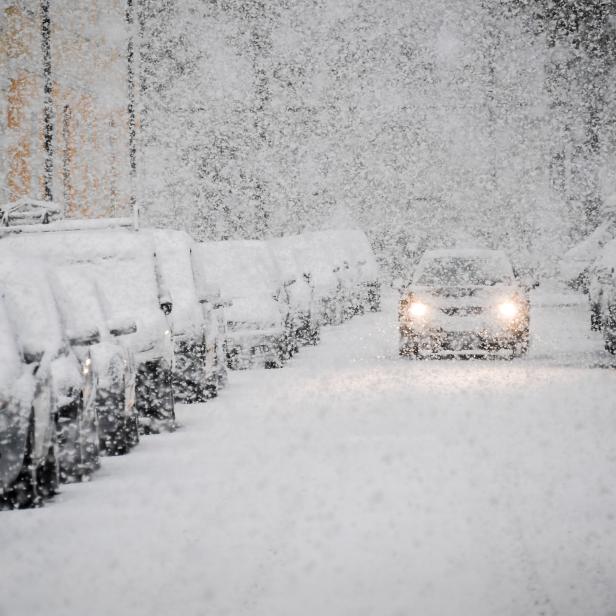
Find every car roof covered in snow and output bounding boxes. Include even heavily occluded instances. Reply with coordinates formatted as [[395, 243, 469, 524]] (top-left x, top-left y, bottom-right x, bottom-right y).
[[197, 240, 282, 299], [562, 220, 616, 262], [144, 228, 203, 336], [0, 228, 162, 322]]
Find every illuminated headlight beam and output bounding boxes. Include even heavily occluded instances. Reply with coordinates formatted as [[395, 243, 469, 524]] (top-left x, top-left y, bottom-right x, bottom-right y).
[[498, 301, 519, 318], [408, 302, 429, 318]]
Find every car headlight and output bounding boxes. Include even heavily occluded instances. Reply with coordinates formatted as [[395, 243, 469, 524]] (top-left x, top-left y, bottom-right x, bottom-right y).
[[408, 302, 429, 318], [498, 301, 519, 318], [82, 357, 92, 376]]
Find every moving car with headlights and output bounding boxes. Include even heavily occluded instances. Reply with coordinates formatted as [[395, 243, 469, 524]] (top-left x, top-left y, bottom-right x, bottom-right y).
[[399, 249, 530, 358], [52, 267, 139, 454], [0, 257, 99, 483], [196, 241, 288, 369], [0, 220, 176, 434], [0, 292, 59, 509], [147, 229, 226, 402]]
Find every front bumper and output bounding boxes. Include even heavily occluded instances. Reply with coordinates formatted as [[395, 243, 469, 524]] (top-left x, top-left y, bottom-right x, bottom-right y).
[[400, 318, 528, 355]]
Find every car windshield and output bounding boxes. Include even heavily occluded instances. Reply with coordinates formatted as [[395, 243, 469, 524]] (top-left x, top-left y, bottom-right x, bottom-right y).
[[415, 256, 513, 286], [199, 243, 278, 299]]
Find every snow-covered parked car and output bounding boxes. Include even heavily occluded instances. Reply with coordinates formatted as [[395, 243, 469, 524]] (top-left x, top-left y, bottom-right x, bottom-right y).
[[305, 231, 356, 321], [196, 241, 289, 369], [146, 229, 227, 402], [0, 257, 99, 483], [0, 292, 59, 509], [268, 236, 320, 346], [587, 240, 616, 352], [336, 229, 381, 313], [399, 249, 530, 358], [557, 217, 616, 291], [51, 267, 139, 455], [587, 241, 616, 331], [0, 220, 176, 434], [290, 233, 345, 326]]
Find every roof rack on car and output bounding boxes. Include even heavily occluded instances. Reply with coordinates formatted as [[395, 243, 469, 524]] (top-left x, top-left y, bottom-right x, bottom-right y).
[[0, 217, 135, 237], [0, 198, 64, 227]]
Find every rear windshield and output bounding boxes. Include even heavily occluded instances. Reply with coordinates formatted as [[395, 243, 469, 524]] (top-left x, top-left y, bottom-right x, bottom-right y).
[[415, 256, 513, 286]]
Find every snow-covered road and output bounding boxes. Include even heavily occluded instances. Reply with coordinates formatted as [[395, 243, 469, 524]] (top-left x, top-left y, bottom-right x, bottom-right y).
[[2, 290, 616, 616]]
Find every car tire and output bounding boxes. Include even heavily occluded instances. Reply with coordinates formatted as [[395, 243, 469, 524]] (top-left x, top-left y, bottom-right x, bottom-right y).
[[137, 362, 176, 435], [56, 397, 85, 483], [98, 390, 131, 456], [37, 429, 60, 500], [399, 340, 419, 358], [590, 304, 602, 331], [126, 414, 140, 449], [5, 415, 41, 509]]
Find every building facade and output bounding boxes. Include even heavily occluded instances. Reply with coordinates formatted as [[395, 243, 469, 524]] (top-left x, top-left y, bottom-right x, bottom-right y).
[[0, 0, 133, 217]]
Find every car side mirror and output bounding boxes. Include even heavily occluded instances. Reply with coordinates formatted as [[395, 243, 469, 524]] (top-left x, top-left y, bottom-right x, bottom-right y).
[[68, 328, 101, 347], [109, 318, 138, 337], [214, 299, 232, 310], [23, 347, 44, 364]]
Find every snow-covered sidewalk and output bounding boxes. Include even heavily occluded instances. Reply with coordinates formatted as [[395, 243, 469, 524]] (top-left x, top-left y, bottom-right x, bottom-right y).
[[1, 292, 616, 616]]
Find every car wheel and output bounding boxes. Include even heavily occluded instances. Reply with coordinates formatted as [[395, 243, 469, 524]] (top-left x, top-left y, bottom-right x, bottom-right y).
[[98, 390, 130, 456], [37, 428, 60, 500], [5, 415, 41, 509], [590, 304, 602, 331], [56, 397, 85, 483], [399, 340, 419, 358], [137, 362, 176, 434]]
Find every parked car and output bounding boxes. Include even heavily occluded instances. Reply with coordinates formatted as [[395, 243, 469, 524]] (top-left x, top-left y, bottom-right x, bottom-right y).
[[0, 220, 176, 434], [51, 267, 139, 454], [146, 229, 227, 402], [588, 240, 616, 353], [268, 236, 320, 346], [336, 229, 381, 313], [306, 231, 357, 321], [0, 292, 59, 509], [399, 249, 530, 358], [0, 256, 99, 483], [196, 241, 288, 369], [557, 217, 616, 291], [290, 234, 345, 326], [587, 257, 614, 332]]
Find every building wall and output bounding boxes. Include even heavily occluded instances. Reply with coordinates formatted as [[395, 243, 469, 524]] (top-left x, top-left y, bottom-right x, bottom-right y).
[[0, 0, 132, 217]]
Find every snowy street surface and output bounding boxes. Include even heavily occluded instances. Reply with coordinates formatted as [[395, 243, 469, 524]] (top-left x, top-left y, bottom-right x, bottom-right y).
[[1, 290, 616, 616]]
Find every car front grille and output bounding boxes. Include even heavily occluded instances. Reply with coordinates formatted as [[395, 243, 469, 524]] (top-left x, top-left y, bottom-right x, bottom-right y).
[[440, 306, 485, 316]]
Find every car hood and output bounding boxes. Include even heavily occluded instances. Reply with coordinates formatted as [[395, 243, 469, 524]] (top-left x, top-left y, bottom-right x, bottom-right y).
[[410, 284, 524, 305], [226, 295, 284, 327]]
